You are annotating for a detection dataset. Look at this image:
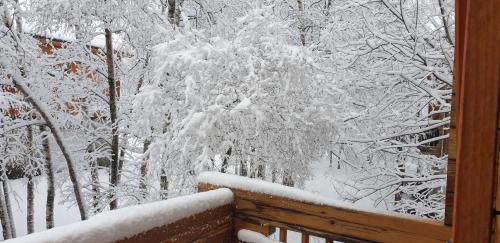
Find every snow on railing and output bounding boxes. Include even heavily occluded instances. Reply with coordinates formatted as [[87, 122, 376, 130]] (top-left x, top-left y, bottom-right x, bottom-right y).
[[5, 188, 233, 243], [198, 171, 381, 214]]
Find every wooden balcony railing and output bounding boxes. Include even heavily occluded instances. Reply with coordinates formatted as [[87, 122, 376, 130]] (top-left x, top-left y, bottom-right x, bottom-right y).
[[6, 172, 451, 243], [197, 172, 451, 243]]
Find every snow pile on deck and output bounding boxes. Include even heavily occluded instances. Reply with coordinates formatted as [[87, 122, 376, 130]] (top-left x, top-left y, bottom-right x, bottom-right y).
[[198, 172, 382, 214], [5, 188, 233, 243], [238, 229, 280, 243]]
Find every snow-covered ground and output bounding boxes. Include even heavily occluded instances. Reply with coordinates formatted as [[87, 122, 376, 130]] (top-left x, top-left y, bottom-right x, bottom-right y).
[[2, 159, 370, 242], [4, 176, 80, 239]]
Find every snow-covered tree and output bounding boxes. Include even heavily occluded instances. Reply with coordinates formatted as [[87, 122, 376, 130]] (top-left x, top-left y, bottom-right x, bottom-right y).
[[327, 0, 454, 219], [136, 5, 341, 194]]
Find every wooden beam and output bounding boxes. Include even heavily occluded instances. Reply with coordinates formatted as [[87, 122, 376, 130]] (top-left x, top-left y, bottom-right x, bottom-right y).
[[199, 184, 451, 243], [444, 0, 468, 226], [451, 0, 500, 241]]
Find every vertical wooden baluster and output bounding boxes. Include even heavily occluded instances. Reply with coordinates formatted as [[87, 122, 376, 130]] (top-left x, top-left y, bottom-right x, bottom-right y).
[[279, 227, 287, 242], [301, 233, 309, 243], [325, 239, 333, 243]]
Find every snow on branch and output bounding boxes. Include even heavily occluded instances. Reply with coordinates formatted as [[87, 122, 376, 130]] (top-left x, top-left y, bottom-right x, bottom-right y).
[[1, 120, 46, 134]]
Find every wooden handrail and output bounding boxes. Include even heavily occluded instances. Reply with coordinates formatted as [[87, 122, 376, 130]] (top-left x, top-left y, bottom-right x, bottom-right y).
[[198, 175, 452, 243]]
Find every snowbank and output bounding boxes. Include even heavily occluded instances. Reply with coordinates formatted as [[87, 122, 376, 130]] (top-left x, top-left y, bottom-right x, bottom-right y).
[[5, 188, 233, 243], [238, 229, 280, 243]]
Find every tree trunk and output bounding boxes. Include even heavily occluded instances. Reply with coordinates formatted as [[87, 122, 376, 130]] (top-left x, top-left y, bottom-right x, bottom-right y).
[[90, 156, 100, 214], [41, 126, 54, 229], [220, 147, 231, 173], [297, 0, 306, 46], [2, 180, 15, 237], [140, 139, 150, 199], [0, 134, 13, 239], [249, 161, 256, 178], [239, 161, 247, 176], [249, 147, 257, 178], [394, 151, 407, 206], [0, 176, 11, 239], [26, 126, 34, 234], [26, 177, 34, 234], [329, 151, 333, 167], [167, 0, 175, 23], [14, 0, 22, 33], [12, 78, 87, 220], [167, 0, 176, 26], [282, 171, 294, 187], [117, 135, 127, 185], [160, 169, 168, 200], [83, 99, 100, 214], [438, 0, 454, 46], [257, 163, 265, 179], [105, 28, 119, 210], [159, 117, 171, 200]]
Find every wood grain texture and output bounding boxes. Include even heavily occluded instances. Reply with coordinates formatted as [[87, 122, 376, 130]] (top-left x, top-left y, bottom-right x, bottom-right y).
[[451, 0, 500, 241], [199, 184, 451, 243], [116, 204, 233, 243]]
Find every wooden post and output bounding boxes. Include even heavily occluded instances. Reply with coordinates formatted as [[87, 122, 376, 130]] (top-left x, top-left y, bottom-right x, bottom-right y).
[[279, 227, 287, 242], [451, 0, 500, 242], [301, 233, 309, 243], [443, 0, 468, 225]]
